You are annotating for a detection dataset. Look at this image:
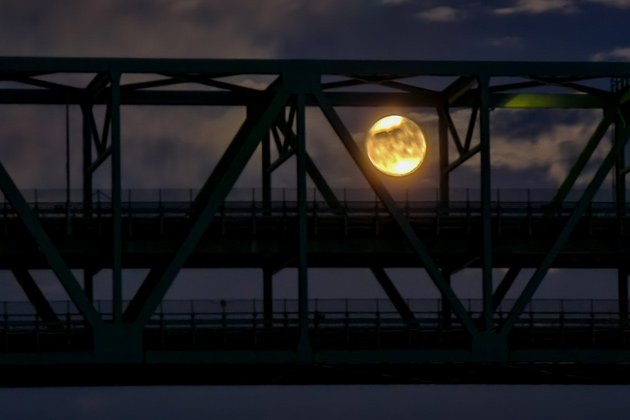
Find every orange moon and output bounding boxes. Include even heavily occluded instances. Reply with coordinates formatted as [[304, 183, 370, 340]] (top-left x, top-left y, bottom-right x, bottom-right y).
[[365, 115, 427, 176]]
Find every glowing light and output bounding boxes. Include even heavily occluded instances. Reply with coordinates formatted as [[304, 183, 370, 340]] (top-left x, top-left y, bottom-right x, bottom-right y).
[[365, 115, 427, 176]]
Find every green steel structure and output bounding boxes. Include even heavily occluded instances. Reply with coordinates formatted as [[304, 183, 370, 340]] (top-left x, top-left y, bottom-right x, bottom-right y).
[[0, 58, 630, 384]]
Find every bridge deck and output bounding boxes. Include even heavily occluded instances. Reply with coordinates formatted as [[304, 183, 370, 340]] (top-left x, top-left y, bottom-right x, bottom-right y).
[[0, 196, 627, 269]]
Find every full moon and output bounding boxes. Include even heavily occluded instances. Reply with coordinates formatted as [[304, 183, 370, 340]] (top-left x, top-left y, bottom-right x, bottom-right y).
[[365, 115, 427, 176]]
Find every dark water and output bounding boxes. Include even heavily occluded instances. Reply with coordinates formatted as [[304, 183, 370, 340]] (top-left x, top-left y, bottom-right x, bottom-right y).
[[1, 385, 628, 420]]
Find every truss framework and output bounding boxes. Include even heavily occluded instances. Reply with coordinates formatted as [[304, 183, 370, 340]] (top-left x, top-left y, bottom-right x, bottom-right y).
[[0, 58, 629, 365]]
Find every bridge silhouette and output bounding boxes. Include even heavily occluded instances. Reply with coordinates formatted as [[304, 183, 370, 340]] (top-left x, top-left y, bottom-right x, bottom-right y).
[[1, 58, 630, 384]]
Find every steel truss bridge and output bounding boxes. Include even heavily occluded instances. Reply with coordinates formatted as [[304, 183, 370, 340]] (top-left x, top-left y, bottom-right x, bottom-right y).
[[1, 58, 630, 385]]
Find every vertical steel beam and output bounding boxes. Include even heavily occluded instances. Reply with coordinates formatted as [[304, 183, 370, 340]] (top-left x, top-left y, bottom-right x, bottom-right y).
[[65, 101, 71, 217], [81, 104, 93, 217], [619, 266, 628, 329], [110, 71, 123, 323], [617, 109, 629, 330], [615, 112, 627, 229], [262, 132, 272, 214], [438, 105, 449, 211], [263, 268, 273, 328], [256, 102, 272, 214], [479, 74, 493, 331], [82, 104, 95, 303], [296, 93, 311, 358], [441, 270, 452, 327], [85, 268, 95, 303]]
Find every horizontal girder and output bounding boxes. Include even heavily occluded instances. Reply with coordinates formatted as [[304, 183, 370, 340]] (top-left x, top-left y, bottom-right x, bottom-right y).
[[0, 206, 626, 270], [2, 57, 630, 77]]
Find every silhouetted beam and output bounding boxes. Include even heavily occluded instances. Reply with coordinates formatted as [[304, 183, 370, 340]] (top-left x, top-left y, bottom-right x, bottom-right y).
[[479, 75, 493, 331], [0, 89, 608, 109], [492, 267, 521, 311], [85, 72, 110, 99], [2, 57, 630, 78], [371, 267, 417, 325], [619, 267, 628, 329], [124, 87, 290, 326], [12, 268, 61, 327], [447, 144, 481, 173], [547, 114, 613, 214], [443, 76, 477, 104]]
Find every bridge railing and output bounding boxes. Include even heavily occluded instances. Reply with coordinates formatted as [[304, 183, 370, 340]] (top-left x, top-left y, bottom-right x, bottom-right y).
[[0, 298, 624, 332], [0, 187, 623, 218]]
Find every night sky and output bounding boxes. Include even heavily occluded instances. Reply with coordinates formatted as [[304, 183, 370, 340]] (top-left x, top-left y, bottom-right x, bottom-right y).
[[2, 0, 630, 418]]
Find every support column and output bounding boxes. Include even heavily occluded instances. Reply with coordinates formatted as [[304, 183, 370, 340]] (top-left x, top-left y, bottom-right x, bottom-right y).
[[479, 74, 493, 331], [296, 93, 311, 360], [438, 106, 449, 212], [263, 268, 273, 328], [81, 104, 93, 217], [615, 113, 627, 233], [110, 72, 123, 323], [262, 132, 272, 214], [441, 270, 452, 327], [619, 267, 628, 330], [82, 105, 95, 306], [85, 268, 95, 303]]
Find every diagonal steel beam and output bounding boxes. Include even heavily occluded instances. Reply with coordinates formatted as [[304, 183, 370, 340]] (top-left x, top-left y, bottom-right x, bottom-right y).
[[274, 118, 343, 211], [371, 267, 417, 325], [191, 80, 284, 213], [443, 107, 465, 155], [381, 80, 440, 101], [548, 113, 613, 213], [443, 76, 477, 105], [314, 91, 477, 336], [121, 77, 183, 91], [492, 267, 521, 312], [447, 144, 481, 173], [305, 154, 344, 211], [267, 148, 294, 173], [499, 115, 630, 338], [10, 76, 78, 92], [463, 104, 479, 152], [12, 267, 61, 327], [124, 87, 290, 326], [86, 72, 110, 97], [82, 105, 102, 152], [0, 160, 102, 330]]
